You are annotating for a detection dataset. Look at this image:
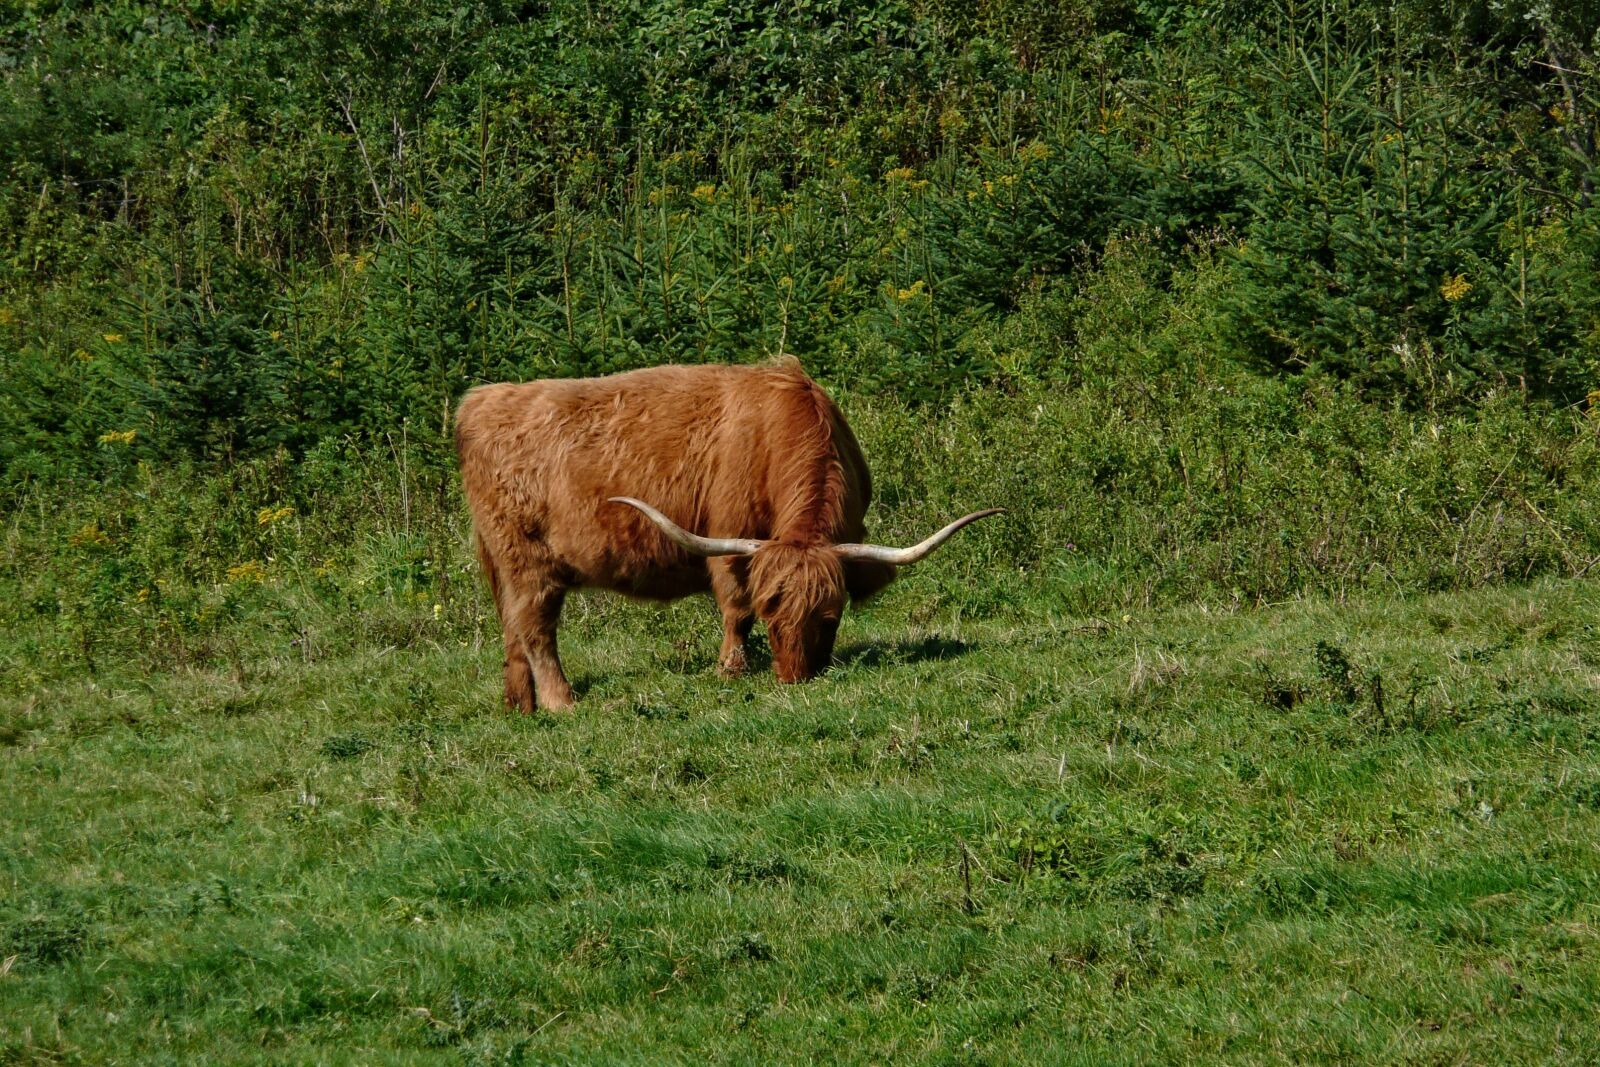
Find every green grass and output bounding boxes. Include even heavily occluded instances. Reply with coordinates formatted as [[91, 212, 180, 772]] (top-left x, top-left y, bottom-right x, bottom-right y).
[[4, 572, 1600, 1064]]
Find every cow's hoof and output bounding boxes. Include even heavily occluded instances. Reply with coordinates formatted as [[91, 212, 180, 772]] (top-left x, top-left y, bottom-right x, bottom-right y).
[[718, 648, 748, 677], [538, 689, 577, 712]]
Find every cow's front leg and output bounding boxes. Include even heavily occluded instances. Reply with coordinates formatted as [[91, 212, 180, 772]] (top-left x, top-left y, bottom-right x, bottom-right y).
[[710, 561, 754, 676], [717, 609, 755, 677], [508, 585, 575, 711]]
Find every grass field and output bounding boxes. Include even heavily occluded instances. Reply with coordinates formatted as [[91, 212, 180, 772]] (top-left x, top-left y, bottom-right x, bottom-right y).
[[4, 560, 1599, 1064]]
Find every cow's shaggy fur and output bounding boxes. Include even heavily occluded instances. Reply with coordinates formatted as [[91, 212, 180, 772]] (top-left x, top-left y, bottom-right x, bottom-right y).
[[455, 357, 894, 711]]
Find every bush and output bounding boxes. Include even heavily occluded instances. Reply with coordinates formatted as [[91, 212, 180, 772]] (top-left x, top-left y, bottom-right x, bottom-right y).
[[3, 0, 1600, 604]]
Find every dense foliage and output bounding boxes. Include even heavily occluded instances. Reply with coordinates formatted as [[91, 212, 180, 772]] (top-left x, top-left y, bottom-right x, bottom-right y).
[[4, 0, 1600, 492]]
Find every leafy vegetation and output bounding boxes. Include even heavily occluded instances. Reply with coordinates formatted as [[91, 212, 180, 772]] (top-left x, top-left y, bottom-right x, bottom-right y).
[[5, 0, 1600, 485], [6, 0, 1600, 1060]]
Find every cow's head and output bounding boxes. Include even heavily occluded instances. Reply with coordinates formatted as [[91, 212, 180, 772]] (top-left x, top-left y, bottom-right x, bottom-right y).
[[609, 497, 1002, 682]]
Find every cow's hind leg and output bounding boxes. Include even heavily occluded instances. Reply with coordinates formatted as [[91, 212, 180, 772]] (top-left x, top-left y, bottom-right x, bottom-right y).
[[505, 583, 575, 711], [477, 533, 537, 712]]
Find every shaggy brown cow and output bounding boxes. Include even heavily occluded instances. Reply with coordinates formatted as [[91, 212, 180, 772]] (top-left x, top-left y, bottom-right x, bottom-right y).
[[455, 357, 1000, 711]]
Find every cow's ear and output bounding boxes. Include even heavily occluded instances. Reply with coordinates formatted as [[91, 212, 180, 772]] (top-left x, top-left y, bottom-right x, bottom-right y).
[[843, 559, 896, 603]]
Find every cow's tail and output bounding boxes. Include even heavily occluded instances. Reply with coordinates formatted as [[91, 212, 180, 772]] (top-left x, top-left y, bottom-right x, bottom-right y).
[[453, 389, 477, 472], [474, 526, 504, 620]]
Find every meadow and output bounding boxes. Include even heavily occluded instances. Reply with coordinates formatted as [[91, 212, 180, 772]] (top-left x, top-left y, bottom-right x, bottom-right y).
[[5, 388, 1600, 1063], [6, 553, 1600, 1063], [6, 0, 1600, 1062]]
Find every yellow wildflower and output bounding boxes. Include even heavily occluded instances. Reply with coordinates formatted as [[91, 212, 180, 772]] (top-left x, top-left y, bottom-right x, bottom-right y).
[[226, 561, 268, 585], [1440, 274, 1472, 302], [102, 332, 124, 343], [0, 308, 14, 326], [1018, 141, 1051, 163], [74, 348, 92, 362], [883, 166, 916, 183], [690, 184, 717, 203], [894, 279, 927, 301], [432, 603, 443, 620], [1550, 104, 1568, 123], [69, 522, 111, 548], [136, 587, 151, 603], [1587, 388, 1600, 416], [257, 505, 295, 526], [98, 429, 137, 445]]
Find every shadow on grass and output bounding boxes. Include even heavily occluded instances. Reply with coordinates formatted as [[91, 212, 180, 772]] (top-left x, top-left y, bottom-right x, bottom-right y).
[[572, 671, 615, 700], [720, 633, 978, 676], [564, 632, 978, 696], [833, 635, 977, 670]]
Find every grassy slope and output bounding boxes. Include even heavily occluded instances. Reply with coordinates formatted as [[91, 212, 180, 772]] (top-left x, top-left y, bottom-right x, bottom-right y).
[[3, 572, 1600, 1064]]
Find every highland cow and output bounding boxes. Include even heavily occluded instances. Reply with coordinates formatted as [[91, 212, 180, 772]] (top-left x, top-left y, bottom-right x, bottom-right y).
[[455, 357, 1000, 710]]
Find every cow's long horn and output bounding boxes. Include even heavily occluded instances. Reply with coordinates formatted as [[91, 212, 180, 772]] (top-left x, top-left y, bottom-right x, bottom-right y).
[[834, 508, 1005, 565], [609, 497, 764, 557]]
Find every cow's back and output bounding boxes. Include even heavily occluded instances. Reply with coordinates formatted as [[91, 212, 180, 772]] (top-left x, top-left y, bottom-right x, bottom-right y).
[[455, 359, 868, 592]]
